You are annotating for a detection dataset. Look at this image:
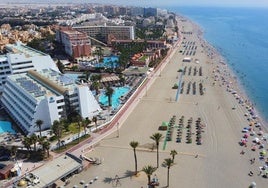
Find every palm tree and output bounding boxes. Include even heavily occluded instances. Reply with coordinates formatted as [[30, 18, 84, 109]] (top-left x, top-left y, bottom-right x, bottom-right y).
[[35, 119, 44, 138], [43, 141, 51, 158], [38, 137, 45, 150], [82, 118, 91, 135], [118, 74, 125, 86], [162, 158, 174, 187], [30, 134, 38, 152], [75, 115, 82, 143], [22, 136, 32, 151], [150, 133, 163, 168], [92, 81, 100, 95], [92, 116, 98, 130], [170, 150, 178, 162], [142, 165, 157, 186], [105, 85, 114, 107], [51, 120, 63, 148], [129, 141, 139, 175]]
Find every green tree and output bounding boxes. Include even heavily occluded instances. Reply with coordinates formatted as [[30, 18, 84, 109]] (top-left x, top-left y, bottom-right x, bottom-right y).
[[92, 116, 98, 130], [43, 141, 51, 158], [51, 120, 63, 148], [129, 141, 139, 175], [75, 114, 82, 143], [35, 119, 44, 138], [92, 81, 100, 95], [105, 85, 114, 107], [162, 158, 174, 187], [142, 165, 157, 186], [82, 118, 91, 135], [118, 74, 125, 86], [150, 133, 163, 168], [22, 136, 32, 151], [10, 146, 18, 158], [170, 149, 178, 163], [30, 134, 38, 152]]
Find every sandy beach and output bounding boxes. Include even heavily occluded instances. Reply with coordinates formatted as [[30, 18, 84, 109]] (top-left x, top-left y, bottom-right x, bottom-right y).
[[62, 16, 268, 188]]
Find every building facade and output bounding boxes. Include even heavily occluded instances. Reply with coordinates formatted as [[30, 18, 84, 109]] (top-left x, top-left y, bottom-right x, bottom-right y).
[[56, 28, 91, 58], [1, 69, 101, 135], [73, 25, 135, 44], [0, 42, 59, 91], [111, 39, 166, 49]]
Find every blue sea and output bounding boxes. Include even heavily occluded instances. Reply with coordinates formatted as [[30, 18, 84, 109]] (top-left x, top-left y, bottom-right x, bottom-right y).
[[167, 6, 268, 123]]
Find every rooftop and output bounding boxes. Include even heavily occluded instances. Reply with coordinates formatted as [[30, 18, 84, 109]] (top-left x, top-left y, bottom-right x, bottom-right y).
[[5, 42, 48, 57], [8, 69, 79, 99], [9, 73, 51, 100], [31, 153, 82, 188]]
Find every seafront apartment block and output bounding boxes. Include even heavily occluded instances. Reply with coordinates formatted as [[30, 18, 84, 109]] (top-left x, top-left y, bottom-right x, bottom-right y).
[[73, 25, 135, 44], [0, 42, 59, 92], [1, 69, 101, 135], [56, 28, 91, 58]]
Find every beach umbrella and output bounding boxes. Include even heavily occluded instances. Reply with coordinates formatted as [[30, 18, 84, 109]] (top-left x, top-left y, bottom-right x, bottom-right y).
[[261, 150, 267, 156], [249, 182, 256, 188], [253, 137, 260, 143], [251, 145, 257, 151]]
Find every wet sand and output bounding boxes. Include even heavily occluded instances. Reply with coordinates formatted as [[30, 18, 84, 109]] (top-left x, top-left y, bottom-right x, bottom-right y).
[[65, 16, 268, 188]]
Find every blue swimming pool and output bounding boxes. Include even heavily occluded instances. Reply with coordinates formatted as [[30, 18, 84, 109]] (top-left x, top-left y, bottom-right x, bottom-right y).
[[0, 121, 15, 134], [95, 56, 119, 68], [99, 86, 130, 109]]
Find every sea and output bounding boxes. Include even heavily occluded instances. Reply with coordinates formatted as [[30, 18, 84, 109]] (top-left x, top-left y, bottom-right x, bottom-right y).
[[167, 6, 268, 123]]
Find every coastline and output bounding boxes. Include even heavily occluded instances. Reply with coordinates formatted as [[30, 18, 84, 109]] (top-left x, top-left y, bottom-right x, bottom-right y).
[[177, 12, 268, 130]]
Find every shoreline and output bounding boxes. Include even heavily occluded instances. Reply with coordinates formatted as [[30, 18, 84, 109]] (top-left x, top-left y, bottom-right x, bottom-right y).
[[176, 13, 268, 130]]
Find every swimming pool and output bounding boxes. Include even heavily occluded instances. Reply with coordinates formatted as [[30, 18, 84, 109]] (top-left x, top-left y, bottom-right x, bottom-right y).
[[95, 56, 119, 68], [99, 86, 130, 109], [0, 121, 15, 134]]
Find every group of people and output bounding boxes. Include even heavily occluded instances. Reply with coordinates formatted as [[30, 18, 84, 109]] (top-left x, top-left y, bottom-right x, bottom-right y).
[[211, 56, 268, 180]]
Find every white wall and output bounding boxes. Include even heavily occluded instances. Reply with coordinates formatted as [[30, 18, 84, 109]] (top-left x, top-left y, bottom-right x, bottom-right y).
[[77, 86, 102, 119]]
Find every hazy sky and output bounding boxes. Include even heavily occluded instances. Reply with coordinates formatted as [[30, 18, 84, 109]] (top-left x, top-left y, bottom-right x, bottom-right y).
[[88, 0, 268, 7], [2, 0, 268, 8]]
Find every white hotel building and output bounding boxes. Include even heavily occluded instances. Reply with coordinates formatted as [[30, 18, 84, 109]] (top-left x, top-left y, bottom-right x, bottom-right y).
[[0, 42, 58, 92], [1, 69, 101, 135]]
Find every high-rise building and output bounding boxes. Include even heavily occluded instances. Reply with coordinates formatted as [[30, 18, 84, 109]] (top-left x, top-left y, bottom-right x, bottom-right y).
[[1, 69, 101, 135], [0, 42, 59, 92], [73, 25, 135, 44], [56, 28, 91, 58]]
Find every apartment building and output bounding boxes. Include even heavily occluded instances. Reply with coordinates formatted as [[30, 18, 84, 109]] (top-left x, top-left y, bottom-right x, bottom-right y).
[[56, 28, 91, 58], [1, 69, 101, 135], [73, 25, 135, 44], [0, 42, 58, 91]]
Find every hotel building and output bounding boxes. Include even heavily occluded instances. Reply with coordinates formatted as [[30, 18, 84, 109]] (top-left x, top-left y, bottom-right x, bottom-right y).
[[0, 42, 58, 92], [1, 69, 101, 135], [73, 25, 135, 44], [56, 28, 91, 58]]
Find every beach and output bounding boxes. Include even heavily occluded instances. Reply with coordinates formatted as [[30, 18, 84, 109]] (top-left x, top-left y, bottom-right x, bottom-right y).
[[59, 15, 268, 188]]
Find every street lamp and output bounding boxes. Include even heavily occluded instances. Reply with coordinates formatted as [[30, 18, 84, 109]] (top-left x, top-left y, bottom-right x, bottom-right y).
[[116, 122, 119, 138]]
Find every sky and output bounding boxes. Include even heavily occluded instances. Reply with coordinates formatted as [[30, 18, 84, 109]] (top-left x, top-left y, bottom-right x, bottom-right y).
[[1, 0, 268, 8]]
